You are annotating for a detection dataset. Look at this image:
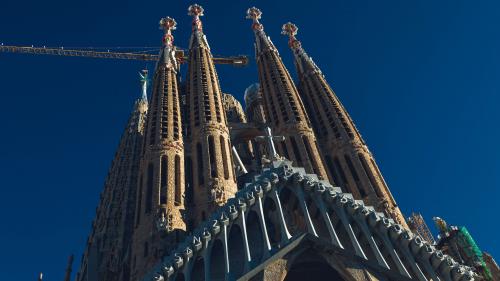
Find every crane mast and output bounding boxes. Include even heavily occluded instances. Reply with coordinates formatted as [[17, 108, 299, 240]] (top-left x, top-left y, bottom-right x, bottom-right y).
[[0, 44, 248, 66]]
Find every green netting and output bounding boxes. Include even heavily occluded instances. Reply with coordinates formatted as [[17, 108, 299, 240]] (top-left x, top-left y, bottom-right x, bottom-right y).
[[457, 227, 493, 280]]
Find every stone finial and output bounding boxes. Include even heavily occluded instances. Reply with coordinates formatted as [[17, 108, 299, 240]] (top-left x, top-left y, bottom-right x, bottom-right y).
[[281, 22, 301, 49], [188, 4, 204, 17], [159, 17, 177, 46], [188, 4, 204, 32], [246, 7, 263, 31]]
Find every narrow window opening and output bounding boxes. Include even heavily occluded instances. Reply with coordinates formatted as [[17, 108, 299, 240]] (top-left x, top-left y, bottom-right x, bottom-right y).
[[208, 136, 217, 178], [175, 155, 182, 206], [302, 135, 318, 175], [197, 143, 204, 185], [289, 137, 303, 166], [185, 156, 193, 205], [333, 157, 349, 192], [344, 154, 366, 197], [135, 175, 143, 226], [145, 163, 154, 214], [160, 156, 168, 205], [143, 242, 149, 257], [220, 136, 230, 180]]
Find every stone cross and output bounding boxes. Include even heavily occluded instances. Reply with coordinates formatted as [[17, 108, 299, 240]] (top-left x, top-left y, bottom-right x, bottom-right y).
[[255, 127, 285, 161]]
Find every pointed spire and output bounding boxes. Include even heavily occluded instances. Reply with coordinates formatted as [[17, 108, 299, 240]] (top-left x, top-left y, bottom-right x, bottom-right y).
[[281, 22, 321, 75], [188, 4, 210, 49], [246, 7, 277, 53], [158, 16, 178, 68]]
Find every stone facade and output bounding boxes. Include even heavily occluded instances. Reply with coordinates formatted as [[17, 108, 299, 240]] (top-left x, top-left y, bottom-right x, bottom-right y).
[[75, 5, 487, 281]]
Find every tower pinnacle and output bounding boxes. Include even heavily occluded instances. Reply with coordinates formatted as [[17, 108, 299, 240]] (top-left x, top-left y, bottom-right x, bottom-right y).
[[159, 16, 177, 47], [188, 4, 204, 32], [246, 7, 263, 31], [157, 16, 178, 68], [281, 22, 300, 49]]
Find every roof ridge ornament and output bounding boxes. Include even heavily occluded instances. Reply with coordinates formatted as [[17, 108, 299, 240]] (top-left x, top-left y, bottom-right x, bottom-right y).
[[188, 4, 204, 32], [159, 17, 177, 47], [246, 7, 263, 32]]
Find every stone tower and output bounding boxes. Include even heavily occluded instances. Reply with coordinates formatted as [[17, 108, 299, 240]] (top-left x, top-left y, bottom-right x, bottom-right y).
[[75, 74, 147, 281], [185, 4, 237, 222], [281, 22, 407, 227], [246, 7, 328, 180], [222, 93, 254, 168], [130, 17, 186, 280]]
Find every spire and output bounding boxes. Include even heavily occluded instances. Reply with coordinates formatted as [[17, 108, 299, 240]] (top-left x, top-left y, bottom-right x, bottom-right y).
[[158, 16, 178, 68], [185, 4, 237, 221], [281, 22, 321, 75], [246, 7, 277, 53], [281, 22, 408, 228], [188, 4, 210, 49], [245, 7, 329, 180], [130, 15, 186, 278]]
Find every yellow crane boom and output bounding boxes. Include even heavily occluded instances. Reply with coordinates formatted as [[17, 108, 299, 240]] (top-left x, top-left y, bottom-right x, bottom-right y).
[[0, 44, 248, 66]]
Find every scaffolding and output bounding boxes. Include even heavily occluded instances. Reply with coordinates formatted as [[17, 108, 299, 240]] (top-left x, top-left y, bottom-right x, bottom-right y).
[[407, 212, 436, 245]]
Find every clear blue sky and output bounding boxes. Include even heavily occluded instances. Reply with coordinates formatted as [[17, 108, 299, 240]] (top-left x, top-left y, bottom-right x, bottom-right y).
[[0, 0, 499, 280]]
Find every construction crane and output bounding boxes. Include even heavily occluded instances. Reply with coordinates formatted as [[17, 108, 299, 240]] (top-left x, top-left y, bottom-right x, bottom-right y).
[[0, 44, 248, 66]]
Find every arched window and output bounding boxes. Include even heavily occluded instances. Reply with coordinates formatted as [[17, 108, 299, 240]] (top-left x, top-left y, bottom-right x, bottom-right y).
[[208, 136, 217, 178], [220, 136, 230, 180], [160, 156, 168, 205], [196, 143, 204, 185], [145, 163, 154, 214], [175, 155, 181, 206]]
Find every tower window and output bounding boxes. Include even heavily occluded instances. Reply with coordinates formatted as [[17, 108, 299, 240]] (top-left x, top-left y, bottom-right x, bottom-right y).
[[145, 163, 154, 214], [333, 157, 349, 192], [185, 156, 193, 205], [289, 137, 303, 166], [220, 136, 230, 180], [143, 242, 149, 257], [160, 156, 168, 205], [344, 154, 366, 197], [325, 155, 340, 185], [135, 174, 143, 226], [208, 136, 217, 178], [175, 155, 182, 206], [302, 135, 318, 175], [197, 143, 204, 185]]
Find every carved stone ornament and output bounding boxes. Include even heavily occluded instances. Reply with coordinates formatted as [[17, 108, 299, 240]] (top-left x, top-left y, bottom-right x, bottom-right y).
[[156, 208, 173, 232], [208, 178, 225, 205]]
